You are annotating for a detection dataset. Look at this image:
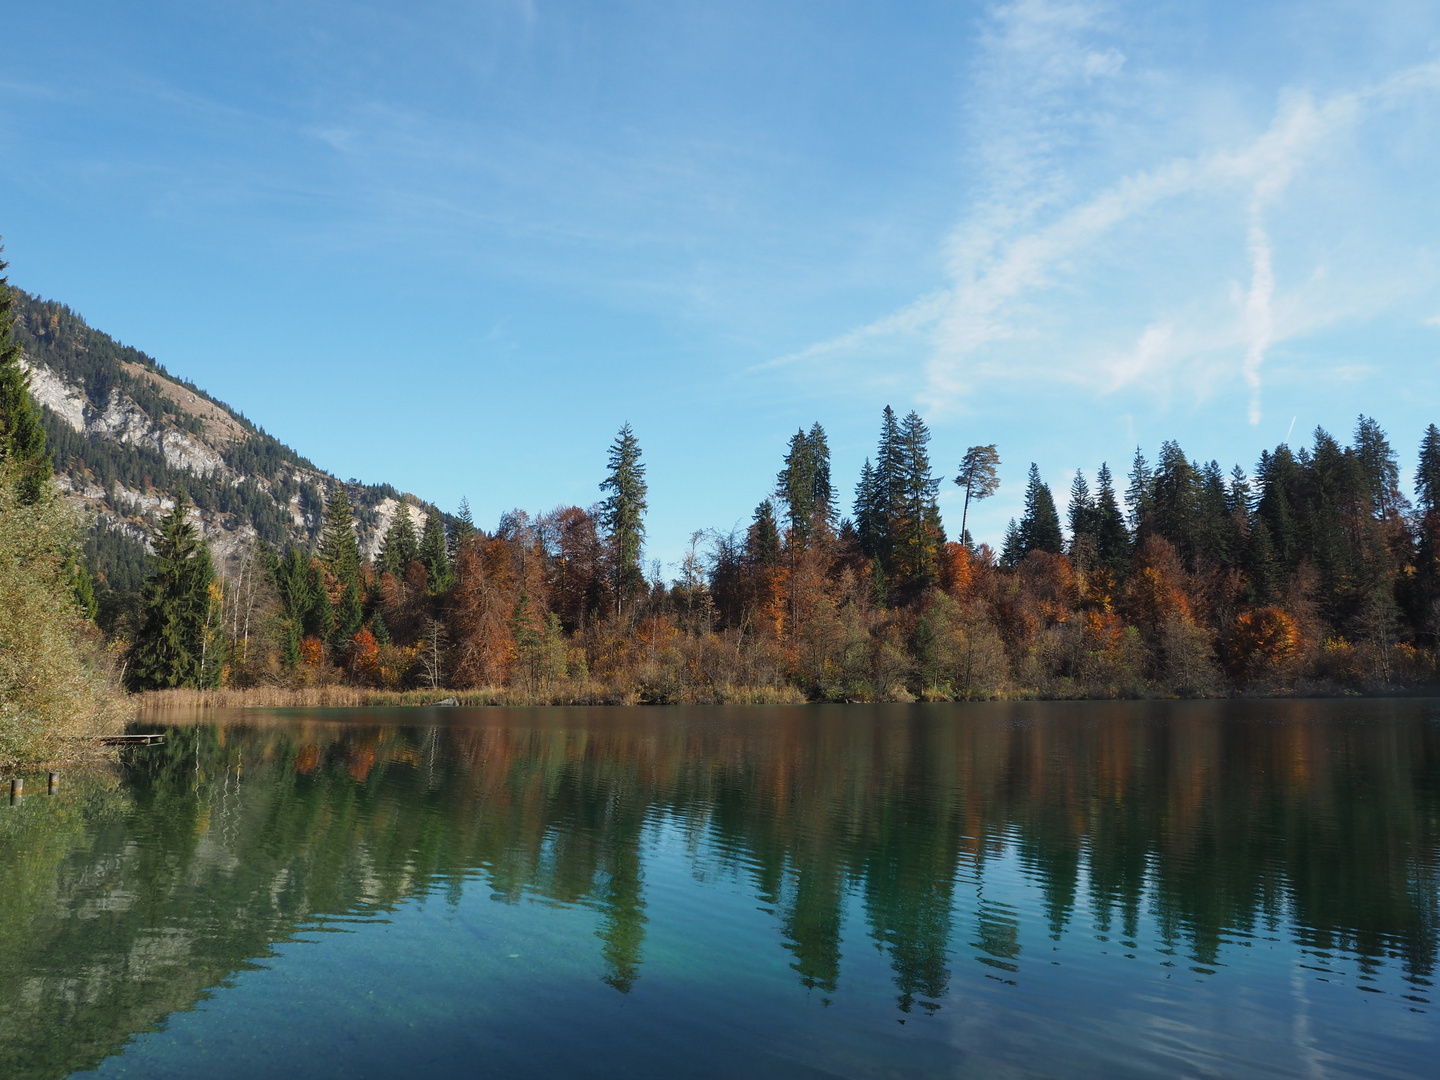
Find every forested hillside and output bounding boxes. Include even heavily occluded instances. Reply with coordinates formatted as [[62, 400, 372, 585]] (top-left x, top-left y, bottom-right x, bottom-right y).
[[9, 289, 439, 624]]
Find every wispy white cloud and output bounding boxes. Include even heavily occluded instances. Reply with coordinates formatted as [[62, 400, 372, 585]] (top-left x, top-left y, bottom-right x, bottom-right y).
[[780, 0, 1440, 425]]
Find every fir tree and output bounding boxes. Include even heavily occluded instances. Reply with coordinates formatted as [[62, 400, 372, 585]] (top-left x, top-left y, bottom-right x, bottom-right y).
[[380, 504, 420, 577], [333, 578, 363, 652], [450, 497, 477, 559], [747, 499, 781, 566], [1000, 518, 1022, 567], [419, 510, 452, 592], [319, 486, 360, 585], [127, 495, 223, 690], [1125, 448, 1153, 533], [1094, 463, 1129, 574], [776, 422, 835, 546], [854, 458, 880, 558], [891, 410, 944, 593], [1354, 416, 1403, 518], [0, 248, 51, 505], [1016, 464, 1063, 556], [1416, 424, 1440, 516], [600, 422, 648, 611], [1067, 470, 1095, 554]]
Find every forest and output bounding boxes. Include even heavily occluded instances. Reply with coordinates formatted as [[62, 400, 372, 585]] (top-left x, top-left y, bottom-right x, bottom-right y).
[[5, 252, 1440, 709], [117, 405, 1440, 702]]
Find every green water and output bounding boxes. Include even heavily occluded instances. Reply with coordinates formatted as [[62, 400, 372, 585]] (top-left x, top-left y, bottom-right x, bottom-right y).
[[1, 701, 1437, 1078]]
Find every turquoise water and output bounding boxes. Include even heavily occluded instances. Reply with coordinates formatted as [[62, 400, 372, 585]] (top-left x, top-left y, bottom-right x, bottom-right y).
[[1, 701, 1437, 1078]]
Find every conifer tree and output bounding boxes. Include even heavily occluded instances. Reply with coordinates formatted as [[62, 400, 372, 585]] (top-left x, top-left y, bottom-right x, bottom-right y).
[[1353, 416, 1403, 518], [1067, 471, 1095, 554], [1000, 518, 1022, 567], [333, 579, 363, 652], [319, 487, 360, 585], [747, 500, 780, 566], [419, 510, 452, 592], [854, 459, 880, 558], [450, 497, 477, 559], [891, 410, 944, 593], [0, 248, 51, 505], [1125, 448, 1153, 533], [127, 495, 224, 690], [776, 423, 834, 546], [1416, 424, 1440, 516], [1016, 464, 1063, 557], [600, 422, 648, 612], [1094, 463, 1129, 574], [380, 504, 420, 577], [954, 444, 1001, 548]]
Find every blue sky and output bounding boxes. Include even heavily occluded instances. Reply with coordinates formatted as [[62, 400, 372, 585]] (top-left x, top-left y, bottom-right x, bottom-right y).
[[3, 1, 1440, 570]]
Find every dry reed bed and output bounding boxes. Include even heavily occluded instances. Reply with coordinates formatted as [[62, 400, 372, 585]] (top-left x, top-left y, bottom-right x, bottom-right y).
[[133, 682, 810, 712]]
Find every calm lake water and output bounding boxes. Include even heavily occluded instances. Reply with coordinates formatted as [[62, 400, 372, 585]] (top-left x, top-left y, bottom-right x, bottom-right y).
[[1, 701, 1437, 1079]]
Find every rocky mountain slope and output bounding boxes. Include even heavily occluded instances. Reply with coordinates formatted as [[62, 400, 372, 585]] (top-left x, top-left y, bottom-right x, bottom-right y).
[[12, 289, 433, 592]]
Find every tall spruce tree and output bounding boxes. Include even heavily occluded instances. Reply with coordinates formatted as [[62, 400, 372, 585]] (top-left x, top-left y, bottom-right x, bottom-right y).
[[1094, 463, 1129, 574], [1354, 416, 1403, 519], [1016, 464, 1063, 557], [450, 497, 477, 559], [127, 495, 223, 690], [319, 487, 361, 585], [600, 422, 648, 612], [0, 248, 51, 505], [1067, 470, 1096, 555], [1416, 424, 1440, 515], [380, 504, 420, 577], [776, 422, 834, 547], [747, 499, 781, 566], [1125, 448, 1153, 534], [419, 510, 452, 592], [891, 410, 944, 593]]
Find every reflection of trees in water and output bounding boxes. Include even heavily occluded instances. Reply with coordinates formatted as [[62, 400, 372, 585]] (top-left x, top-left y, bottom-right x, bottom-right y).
[[1, 702, 1437, 1077]]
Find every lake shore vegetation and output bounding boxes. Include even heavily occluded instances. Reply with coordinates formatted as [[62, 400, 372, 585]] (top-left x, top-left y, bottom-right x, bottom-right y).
[[123, 410, 1440, 705]]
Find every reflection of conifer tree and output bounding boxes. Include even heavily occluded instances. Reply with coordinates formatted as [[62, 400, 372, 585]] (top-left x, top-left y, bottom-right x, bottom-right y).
[[779, 862, 845, 996]]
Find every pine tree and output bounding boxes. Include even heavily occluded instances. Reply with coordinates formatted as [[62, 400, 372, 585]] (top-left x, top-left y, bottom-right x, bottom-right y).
[[127, 495, 224, 690], [380, 503, 420, 577], [419, 510, 452, 593], [0, 248, 51, 505], [600, 422, 648, 612], [1017, 464, 1063, 556], [954, 444, 1001, 549]]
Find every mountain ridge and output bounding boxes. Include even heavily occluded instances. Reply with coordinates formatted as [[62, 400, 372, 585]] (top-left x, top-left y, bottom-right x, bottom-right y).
[[11, 288, 438, 591]]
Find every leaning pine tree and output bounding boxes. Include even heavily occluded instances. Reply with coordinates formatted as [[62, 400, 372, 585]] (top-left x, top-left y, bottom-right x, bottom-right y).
[[127, 495, 224, 690]]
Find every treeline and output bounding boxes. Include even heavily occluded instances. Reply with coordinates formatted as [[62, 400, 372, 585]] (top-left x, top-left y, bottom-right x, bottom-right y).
[[117, 402, 1440, 700]]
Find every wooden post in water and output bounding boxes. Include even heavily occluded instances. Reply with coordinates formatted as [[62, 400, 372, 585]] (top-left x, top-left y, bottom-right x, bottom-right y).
[[9, 778, 21, 806], [48, 772, 59, 795]]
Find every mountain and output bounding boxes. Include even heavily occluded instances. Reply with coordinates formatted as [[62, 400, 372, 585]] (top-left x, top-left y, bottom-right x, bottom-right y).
[[11, 289, 435, 600]]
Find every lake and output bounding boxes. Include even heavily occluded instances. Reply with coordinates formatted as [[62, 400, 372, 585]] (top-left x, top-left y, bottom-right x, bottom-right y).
[[1, 701, 1437, 1078]]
